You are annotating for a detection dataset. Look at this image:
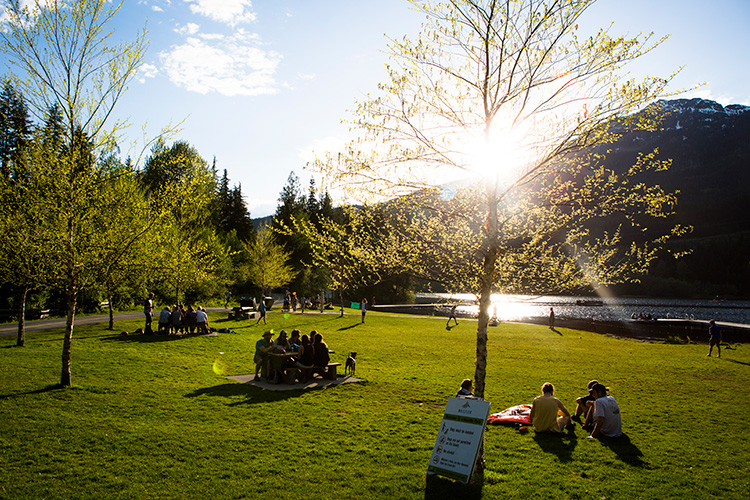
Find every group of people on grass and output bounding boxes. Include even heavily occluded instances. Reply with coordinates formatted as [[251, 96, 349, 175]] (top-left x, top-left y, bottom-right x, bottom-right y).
[[254, 329, 332, 383], [143, 293, 209, 335], [457, 378, 622, 439]]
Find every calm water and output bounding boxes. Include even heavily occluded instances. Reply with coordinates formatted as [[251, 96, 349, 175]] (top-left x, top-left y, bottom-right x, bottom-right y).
[[419, 294, 750, 326]]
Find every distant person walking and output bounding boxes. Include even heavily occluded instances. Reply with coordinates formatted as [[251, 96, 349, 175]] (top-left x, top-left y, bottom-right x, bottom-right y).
[[225, 290, 231, 309], [361, 298, 367, 323], [256, 298, 267, 325], [447, 304, 458, 327], [548, 307, 555, 329], [707, 320, 721, 358]]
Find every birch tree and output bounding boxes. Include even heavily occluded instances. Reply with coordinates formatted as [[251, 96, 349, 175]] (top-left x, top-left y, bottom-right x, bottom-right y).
[[0, 0, 148, 386], [312, 0, 687, 406]]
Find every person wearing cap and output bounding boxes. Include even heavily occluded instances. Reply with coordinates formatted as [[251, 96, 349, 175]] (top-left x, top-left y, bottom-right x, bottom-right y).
[[530, 382, 572, 433], [588, 383, 622, 439], [275, 330, 291, 350], [254, 331, 275, 381], [707, 320, 721, 357], [572, 379, 600, 427]]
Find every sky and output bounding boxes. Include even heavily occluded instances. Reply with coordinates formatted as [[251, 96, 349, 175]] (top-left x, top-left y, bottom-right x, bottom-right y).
[[2, 0, 749, 217]]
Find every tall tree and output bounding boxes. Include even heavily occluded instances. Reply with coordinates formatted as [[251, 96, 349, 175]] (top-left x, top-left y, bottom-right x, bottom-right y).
[[312, 0, 686, 409], [0, 79, 31, 179], [140, 140, 228, 304], [0, 0, 148, 386], [244, 225, 298, 296]]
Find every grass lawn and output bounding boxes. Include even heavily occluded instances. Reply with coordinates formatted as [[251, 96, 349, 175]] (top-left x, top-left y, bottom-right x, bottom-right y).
[[1, 310, 748, 499]]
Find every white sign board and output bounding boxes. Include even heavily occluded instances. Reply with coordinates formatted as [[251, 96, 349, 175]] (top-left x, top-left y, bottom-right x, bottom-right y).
[[427, 397, 491, 483]]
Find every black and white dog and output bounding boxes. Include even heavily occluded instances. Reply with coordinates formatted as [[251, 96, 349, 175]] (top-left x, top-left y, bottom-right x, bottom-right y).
[[345, 352, 357, 376]]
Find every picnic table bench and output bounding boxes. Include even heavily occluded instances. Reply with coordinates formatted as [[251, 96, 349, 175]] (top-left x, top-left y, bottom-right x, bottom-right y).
[[279, 362, 342, 383], [229, 306, 254, 320]]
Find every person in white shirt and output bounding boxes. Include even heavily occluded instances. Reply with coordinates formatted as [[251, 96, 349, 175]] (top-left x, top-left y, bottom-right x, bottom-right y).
[[588, 383, 622, 439], [195, 307, 209, 334]]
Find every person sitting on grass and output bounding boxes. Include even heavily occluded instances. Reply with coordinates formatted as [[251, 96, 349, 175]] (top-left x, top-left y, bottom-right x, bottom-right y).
[[587, 383, 622, 439], [195, 306, 209, 334], [254, 331, 275, 381], [456, 379, 473, 397], [572, 379, 600, 426], [185, 306, 197, 334], [171, 305, 183, 334], [158, 306, 171, 335], [529, 382, 572, 433]]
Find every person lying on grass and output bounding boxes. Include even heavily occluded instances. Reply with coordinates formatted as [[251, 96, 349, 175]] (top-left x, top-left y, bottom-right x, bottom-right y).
[[587, 383, 622, 439], [530, 382, 572, 433]]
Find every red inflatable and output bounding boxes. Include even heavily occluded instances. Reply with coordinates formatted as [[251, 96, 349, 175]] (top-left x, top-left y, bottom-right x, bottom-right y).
[[487, 404, 532, 425]]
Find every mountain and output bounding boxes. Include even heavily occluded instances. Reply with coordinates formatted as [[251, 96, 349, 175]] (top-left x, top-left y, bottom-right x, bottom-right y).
[[597, 99, 750, 297]]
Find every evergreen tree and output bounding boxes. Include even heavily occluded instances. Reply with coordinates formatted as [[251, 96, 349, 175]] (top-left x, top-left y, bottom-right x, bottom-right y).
[[0, 80, 30, 179]]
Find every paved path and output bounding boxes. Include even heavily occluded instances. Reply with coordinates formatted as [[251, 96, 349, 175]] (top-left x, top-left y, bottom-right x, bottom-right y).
[[0, 308, 228, 337]]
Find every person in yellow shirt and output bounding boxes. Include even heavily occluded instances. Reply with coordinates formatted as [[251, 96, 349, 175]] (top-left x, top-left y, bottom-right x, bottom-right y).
[[530, 382, 572, 433]]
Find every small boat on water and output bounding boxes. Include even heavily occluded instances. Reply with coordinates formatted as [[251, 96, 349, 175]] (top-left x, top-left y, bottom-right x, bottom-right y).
[[575, 299, 604, 306]]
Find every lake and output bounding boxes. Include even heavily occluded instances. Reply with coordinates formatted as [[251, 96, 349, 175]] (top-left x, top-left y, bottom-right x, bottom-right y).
[[417, 293, 750, 326]]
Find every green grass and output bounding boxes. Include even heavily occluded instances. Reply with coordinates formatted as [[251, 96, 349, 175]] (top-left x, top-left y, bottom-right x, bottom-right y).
[[1, 310, 748, 499]]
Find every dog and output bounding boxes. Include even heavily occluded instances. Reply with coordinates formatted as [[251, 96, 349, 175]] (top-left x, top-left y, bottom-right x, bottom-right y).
[[345, 352, 357, 377]]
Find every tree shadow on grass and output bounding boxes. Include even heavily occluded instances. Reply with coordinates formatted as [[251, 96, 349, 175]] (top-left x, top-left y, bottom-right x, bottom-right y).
[[0, 383, 64, 401], [597, 433, 646, 467], [424, 472, 482, 500], [532, 428, 577, 462], [185, 379, 361, 406], [99, 333, 183, 343]]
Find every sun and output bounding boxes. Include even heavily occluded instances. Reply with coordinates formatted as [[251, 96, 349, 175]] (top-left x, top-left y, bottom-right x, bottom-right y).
[[464, 122, 534, 185]]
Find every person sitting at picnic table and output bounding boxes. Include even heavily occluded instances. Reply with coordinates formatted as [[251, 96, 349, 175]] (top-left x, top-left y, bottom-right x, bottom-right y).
[[529, 382, 572, 433], [311, 331, 330, 377], [275, 330, 290, 350], [195, 306, 209, 334], [288, 329, 302, 352], [158, 306, 172, 335], [296, 334, 315, 370], [254, 331, 275, 381]]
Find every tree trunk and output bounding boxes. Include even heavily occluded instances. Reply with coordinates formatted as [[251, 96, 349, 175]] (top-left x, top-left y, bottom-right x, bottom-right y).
[[474, 178, 499, 400], [107, 277, 114, 330], [339, 287, 344, 317], [61, 263, 76, 387], [16, 287, 27, 347]]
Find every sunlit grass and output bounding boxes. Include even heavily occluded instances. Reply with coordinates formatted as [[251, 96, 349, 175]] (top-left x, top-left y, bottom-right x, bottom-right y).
[[1, 310, 748, 499]]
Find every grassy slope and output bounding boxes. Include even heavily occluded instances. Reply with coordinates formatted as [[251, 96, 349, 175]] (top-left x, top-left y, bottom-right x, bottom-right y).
[[1, 311, 748, 499]]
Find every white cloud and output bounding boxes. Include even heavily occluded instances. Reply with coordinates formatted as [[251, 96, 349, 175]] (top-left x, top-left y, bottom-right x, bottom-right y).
[[137, 63, 159, 84], [152, 5, 164, 12], [175, 22, 200, 35], [160, 29, 280, 96], [184, 0, 256, 26]]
